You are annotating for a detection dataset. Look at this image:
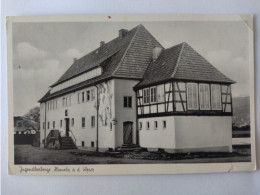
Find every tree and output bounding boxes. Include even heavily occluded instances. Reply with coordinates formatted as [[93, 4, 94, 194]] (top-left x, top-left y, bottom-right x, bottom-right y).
[[23, 106, 40, 131]]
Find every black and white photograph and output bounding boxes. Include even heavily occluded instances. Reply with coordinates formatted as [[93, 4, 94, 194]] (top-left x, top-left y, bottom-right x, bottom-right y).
[[7, 15, 256, 175]]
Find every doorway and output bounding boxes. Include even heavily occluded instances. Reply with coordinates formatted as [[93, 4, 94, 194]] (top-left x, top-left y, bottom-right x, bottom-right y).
[[123, 121, 133, 145], [65, 118, 70, 137]]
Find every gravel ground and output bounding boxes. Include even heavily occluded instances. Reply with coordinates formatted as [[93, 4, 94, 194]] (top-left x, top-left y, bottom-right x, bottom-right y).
[[15, 145, 251, 165]]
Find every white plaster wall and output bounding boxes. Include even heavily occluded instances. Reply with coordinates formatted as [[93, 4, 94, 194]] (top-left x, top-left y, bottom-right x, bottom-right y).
[[175, 116, 232, 150], [40, 82, 116, 149], [138, 116, 175, 149], [97, 80, 116, 149], [39, 103, 46, 147], [114, 79, 139, 147]]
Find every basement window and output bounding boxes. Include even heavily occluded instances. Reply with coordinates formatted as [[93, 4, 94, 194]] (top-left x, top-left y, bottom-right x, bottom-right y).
[[163, 120, 167, 128], [154, 121, 158, 130], [147, 121, 150, 130]]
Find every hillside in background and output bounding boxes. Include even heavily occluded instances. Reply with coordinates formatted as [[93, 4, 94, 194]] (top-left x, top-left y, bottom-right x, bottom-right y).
[[232, 96, 250, 126]]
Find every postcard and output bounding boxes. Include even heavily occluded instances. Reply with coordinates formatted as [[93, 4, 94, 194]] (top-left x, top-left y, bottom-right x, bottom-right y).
[[7, 15, 256, 175]]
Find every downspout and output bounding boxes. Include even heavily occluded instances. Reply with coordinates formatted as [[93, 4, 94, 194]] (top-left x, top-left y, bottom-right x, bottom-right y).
[[44, 102, 47, 148], [94, 84, 99, 152]]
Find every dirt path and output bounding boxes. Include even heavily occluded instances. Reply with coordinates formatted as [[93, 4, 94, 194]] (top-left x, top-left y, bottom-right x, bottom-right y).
[[15, 145, 251, 165]]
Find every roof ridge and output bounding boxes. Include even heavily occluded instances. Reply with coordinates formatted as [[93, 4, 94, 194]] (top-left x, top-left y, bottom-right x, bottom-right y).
[[111, 25, 142, 76], [171, 42, 186, 78]]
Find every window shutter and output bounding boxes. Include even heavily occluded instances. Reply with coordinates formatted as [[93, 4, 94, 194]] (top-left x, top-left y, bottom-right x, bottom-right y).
[[187, 83, 199, 110], [199, 84, 210, 110], [211, 84, 221, 110]]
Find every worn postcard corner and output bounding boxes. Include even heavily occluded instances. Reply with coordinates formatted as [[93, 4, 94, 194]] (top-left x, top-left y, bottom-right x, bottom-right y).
[[7, 14, 256, 176]]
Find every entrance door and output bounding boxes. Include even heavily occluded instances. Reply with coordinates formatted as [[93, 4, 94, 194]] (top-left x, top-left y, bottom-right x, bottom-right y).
[[65, 118, 70, 137], [123, 121, 133, 145]]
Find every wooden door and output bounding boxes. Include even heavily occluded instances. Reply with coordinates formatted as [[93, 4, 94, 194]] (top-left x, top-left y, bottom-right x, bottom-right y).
[[65, 118, 70, 137], [123, 121, 133, 145]]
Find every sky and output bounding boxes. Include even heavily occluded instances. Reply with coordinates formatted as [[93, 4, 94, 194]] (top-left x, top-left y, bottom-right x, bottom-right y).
[[12, 20, 250, 116]]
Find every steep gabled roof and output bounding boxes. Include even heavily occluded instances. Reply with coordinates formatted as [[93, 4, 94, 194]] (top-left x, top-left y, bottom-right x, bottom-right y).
[[39, 24, 162, 102], [135, 42, 235, 89]]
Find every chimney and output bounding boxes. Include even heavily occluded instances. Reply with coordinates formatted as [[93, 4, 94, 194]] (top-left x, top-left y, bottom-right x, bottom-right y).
[[100, 41, 105, 48], [73, 57, 77, 62], [152, 47, 163, 61], [119, 29, 128, 39]]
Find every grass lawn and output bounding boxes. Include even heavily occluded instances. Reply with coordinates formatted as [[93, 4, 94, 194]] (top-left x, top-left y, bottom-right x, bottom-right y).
[[15, 145, 251, 165]]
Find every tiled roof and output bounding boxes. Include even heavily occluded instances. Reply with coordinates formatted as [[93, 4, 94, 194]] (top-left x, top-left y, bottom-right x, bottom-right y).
[[135, 42, 235, 89], [39, 24, 162, 102]]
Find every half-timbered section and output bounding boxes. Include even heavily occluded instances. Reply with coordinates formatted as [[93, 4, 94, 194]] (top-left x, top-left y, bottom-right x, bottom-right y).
[[136, 81, 233, 117], [134, 42, 235, 153]]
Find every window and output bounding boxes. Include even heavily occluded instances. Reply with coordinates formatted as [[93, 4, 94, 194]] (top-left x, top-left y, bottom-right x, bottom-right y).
[[43, 122, 45, 129], [82, 117, 85, 128], [91, 88, 95, 100], [62, 98, 66, 107], [124, 96, 132, 108], [71, 118, 74, 127], [81, 141, 85, 147], [154, 121, 158, 129], [78, 93, 80, 103], [91, 116, 95, 127], [211, 84, 222, 110], [48, 122, 49, 129], [86, 90, 90, 101], [187, 83, 199, 110], [91, 141, 95, 147], [60, 120, 62, 128], [68, 96, 71, 106], [139, 122, 142, 130], [199, 84, 210, 110], [147, 121, 150, 130], [150, 87, 157, 103], [143, 88, 150, 104], [163, 120, 167, 128], [157, 84, 165, 103], [110, 122, 112, 131], [82, 92, 85, 102], [53, 121, 55, 129]]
